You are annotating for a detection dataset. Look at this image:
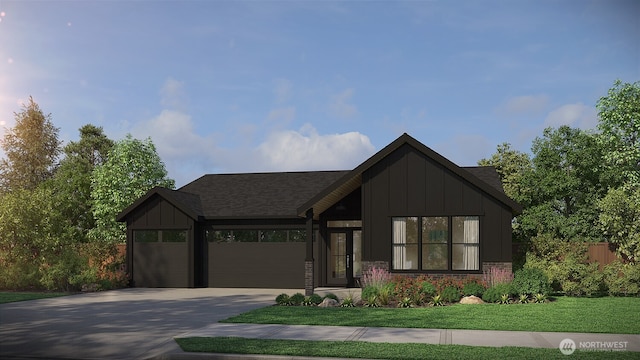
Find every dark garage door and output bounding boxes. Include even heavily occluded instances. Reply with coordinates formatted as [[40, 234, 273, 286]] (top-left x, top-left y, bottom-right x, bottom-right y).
[[133, 242, 189, 287], [208, 242, 305, 288]]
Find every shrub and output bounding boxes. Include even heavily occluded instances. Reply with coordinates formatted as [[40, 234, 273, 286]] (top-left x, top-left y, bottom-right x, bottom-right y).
[[361, 266, 392, 289], [482, 283, 514, 303], [397, 297, 413, 308], [275, 293, 291, 306], [512, 267, 551, 296], [323, 292, 339, 301], [393, 277, 424, 305], [378, 282, 394, 305], [420, 281, 437, 298], [604, 261, 640, 296], [289, 293, 305, 306], [440, 286, 461, 303], [533, 293, 547, 303], [525, 234, 604, 296], [430, 294, 444, 306], [309, 293, 323, 305], [518, 294, 529, 304], [361, 286, 379, 302], [462, 281, 486, 297], [341, 293, 356, 307]]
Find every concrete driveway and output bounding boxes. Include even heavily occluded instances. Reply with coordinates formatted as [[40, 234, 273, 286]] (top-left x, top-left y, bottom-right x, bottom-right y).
[[0, 288, 291, 360]]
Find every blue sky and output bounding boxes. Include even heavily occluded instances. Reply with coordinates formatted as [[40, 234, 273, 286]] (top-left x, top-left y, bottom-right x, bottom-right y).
[[0, 0, 638, 186]]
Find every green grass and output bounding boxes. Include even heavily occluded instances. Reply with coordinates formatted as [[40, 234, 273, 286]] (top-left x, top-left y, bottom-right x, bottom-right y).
[[0, 291, 69, 304], [222, 296, 640, 334], [176, 337, 637, 360]]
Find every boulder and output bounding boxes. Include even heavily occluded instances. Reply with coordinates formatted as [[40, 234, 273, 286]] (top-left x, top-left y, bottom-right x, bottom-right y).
[[460, 295, 484, 304], [318, 298, 339, 307]]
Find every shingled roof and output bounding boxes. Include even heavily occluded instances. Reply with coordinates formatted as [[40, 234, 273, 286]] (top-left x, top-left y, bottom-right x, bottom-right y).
[[178, 171, 349, 218]]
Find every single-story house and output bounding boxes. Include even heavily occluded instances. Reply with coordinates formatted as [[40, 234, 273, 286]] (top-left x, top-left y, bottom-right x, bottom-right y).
[[117, 133, 522, 293]]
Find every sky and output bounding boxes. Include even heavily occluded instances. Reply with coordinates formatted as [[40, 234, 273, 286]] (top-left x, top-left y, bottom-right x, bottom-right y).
[[0, 0, 638, 187]]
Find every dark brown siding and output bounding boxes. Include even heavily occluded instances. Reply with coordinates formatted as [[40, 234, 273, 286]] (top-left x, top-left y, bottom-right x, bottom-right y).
[[208, 242, 305, 288], [125, 195, 195, 288], [362, 144, 513, 269]]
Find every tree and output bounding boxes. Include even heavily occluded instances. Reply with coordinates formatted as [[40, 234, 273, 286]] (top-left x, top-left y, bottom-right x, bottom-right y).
[[0, 97, 61, 192], [519, 126, 610, 242], [478, 142, 531, 203], [49, 125, 114, 243], [598, 187, 640, 264], [596, 79, 640, 189], [89, 135, 175, 248]]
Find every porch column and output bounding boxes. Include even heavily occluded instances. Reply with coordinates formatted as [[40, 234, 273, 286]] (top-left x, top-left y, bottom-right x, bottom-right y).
[[305, 208, 314, 296]]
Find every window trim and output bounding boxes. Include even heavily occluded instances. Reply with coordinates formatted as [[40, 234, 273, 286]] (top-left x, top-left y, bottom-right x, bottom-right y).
[[391, 215, 481, 273]]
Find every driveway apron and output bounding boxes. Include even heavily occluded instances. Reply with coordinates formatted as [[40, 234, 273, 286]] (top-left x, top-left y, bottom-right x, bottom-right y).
[[0, 288, 286, 360]]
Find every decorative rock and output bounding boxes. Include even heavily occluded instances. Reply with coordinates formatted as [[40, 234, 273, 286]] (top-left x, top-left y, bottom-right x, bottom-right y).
[[460, 295, 484, 304], [318, 298, 339, 307]]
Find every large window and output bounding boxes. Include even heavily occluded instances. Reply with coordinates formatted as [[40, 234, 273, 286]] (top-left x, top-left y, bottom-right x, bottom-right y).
[[392, 216, 479, 271]]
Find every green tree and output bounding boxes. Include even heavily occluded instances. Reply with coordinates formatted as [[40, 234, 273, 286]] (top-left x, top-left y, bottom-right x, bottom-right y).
[[519, 126, 610, 242], [596, 79, 640, 188], [0, 97, 61, 192], [598, 180, 640, 264], [478, 142, 531, 202], [49, 125, 114, 244], [89, 135, 174, 248]]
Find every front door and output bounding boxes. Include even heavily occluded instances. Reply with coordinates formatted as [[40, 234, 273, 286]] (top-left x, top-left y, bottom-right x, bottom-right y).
[[327, 229, 362, 287]]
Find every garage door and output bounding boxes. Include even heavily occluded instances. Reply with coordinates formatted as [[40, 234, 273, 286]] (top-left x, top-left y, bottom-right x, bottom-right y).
[[208, 242, 305, 288], [132, 230, 189, 287]]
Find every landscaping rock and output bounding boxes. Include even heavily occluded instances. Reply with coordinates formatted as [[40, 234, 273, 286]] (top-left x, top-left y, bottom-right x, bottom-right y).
[[318, 298, 339, 307], [460, 295, 484, 304]]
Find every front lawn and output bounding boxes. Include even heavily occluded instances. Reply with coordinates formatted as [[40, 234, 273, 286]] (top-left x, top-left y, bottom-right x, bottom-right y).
[[0, 291, 69, 304], [222, 296, 640, 334], [176, 337, 637, 360]]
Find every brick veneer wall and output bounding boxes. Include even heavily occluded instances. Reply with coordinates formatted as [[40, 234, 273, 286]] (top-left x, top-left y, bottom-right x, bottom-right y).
[[359, 261, 513, 283], [482, 261, 512, 274]]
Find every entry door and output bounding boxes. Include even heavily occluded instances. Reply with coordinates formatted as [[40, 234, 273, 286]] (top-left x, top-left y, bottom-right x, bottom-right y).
[[328, 230, 362, 286]]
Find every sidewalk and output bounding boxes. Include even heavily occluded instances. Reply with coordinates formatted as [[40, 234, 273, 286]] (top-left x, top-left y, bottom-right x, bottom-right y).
[[155, 323, 640, 359]]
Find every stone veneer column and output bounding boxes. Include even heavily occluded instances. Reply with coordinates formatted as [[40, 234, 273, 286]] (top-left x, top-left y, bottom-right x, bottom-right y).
[[304, 261, 314, 296]]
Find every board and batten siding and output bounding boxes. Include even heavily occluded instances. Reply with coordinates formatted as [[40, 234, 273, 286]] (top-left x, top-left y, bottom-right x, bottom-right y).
[[361, 143, 513, 268], [125, 196, 196, 287]]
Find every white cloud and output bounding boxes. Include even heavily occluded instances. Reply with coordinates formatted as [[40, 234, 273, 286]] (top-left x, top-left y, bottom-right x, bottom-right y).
[[131, 109, 220, 186], [498, 95, 549, 116], [544, 103, 598, 130], [256, 124, 375, 171], [329, 88, 358, 119]]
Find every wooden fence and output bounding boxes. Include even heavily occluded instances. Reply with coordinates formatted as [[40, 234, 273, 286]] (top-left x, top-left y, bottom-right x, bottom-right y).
[[587, 242, 618, 270]]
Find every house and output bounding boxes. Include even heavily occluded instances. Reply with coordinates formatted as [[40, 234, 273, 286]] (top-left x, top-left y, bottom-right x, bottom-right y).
[[117, 133, 522, 294]]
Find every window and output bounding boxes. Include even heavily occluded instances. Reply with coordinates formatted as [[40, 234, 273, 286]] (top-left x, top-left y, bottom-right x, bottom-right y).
[[206, 229, 307, 243], [134, 230, 187, 243], [392, 216, 479, 271], [392, 217, 418, 270], [452, 217, 479, 270]]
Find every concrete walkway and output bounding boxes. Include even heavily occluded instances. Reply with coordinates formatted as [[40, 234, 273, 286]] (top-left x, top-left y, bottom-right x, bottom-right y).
[[158, 323, 640, 359]]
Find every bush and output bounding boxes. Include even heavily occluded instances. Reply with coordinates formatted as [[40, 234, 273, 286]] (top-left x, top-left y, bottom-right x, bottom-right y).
[[440, 286, 461, 303], [323, 292, 339, 301], [275, 293, 291, 306], [420, 281, 437, 298], [525, 234, 605, 296], [482, 283, 514, 303], [290, 293, 305, 306], [462, 281, 486, 297], [361, 286, 379, 304], [309, 293, 323, 305], [361, 266, 392, 289], [512, 267, 551, 296], [393, 277, 424, 305], [604, 261, 640, 296]]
